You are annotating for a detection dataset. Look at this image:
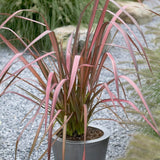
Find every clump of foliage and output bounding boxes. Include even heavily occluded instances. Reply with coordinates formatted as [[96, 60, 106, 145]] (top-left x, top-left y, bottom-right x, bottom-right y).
[[117, 49, 160, 159], [140, 50, 160, 108], [137, 49, 160, 136], [0, 0, 118, 51], [118, 134, 160, 160]]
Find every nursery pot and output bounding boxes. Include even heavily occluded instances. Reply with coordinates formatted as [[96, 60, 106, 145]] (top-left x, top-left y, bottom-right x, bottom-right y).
[[52, 125, 110, 160]]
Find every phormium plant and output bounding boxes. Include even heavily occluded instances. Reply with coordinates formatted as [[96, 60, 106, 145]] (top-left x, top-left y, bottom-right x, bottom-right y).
[[0, 0, 159, 159]]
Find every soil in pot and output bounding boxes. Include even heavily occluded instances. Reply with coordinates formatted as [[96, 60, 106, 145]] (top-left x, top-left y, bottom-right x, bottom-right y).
[[58, 126, 104, 141]]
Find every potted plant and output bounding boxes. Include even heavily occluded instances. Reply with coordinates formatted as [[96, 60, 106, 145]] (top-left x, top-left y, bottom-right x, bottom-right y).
[[0, 0, 159, 160]]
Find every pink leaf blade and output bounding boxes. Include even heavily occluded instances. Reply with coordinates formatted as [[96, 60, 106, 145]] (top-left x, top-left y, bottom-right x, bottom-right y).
[[23, 30, 52, 53], [106, 52, 119, 98], [72, 0, 94, 57], [120, 99, 160, 136], [0, 9, 29, 28], [104, 83, 116, 108], [47, 110, 61, 160], [79, 64, 94, 68], [3, 91, 40, 105], [87, 78, 91, 93], [5, 51, 55, 83], [67, 55, 81, 99], [84, 0, 100, 57], [15, 98, 45, 159], [119, 75, 158, 130], [1, 26, 53, 77], [88, 0, 110, 58], [28, 114, 45, 159], [101, 98, 160, 136], [39, 112, 73, 160], [86, 0, 99, 39], [0, 33, 47, 88], [112, 22, 139, 79], [66, 33, 73, 73], [0, 52, 23, 78], [0, 51, 55, 96], [107, 9, 151, 71], [45, 72, 54, 131], [94, 5, 128, 67], [83, 104, 88, 141], [82, 104, 87, 160], [51, 79, 68, 117], [93, 53, 107, 85], [110, 0, 145, 39], [0, 9, 46, 29], [48, 78, 68, 158]]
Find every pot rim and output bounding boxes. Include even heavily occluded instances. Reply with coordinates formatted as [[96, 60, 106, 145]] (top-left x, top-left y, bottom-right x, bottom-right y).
[[53, 125, 110, 144]]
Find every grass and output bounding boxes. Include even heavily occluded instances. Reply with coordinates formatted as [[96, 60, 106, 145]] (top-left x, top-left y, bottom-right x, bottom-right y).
[[0, 0, 137, 51], [0, 0, 115, 51], [117, 49, 160, 160], [118, 134, 160, 160]]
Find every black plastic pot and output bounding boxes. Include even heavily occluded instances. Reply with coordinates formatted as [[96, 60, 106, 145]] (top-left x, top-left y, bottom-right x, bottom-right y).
[[52, 125, 110, 160]]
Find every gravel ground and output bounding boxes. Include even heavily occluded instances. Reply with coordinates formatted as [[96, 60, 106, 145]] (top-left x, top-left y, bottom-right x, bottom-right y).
[[0, 1, 160, 160]]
